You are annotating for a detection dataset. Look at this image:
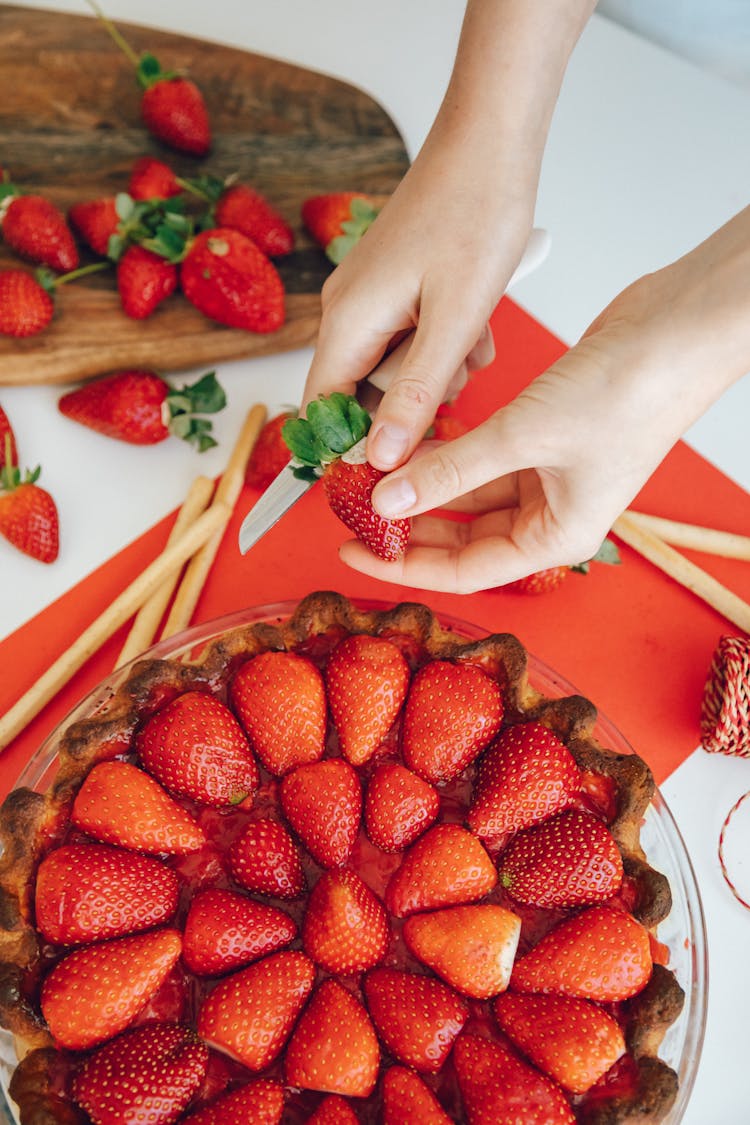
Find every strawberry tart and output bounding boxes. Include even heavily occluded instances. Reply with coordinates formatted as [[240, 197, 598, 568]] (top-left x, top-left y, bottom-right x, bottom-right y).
[[0, 591, 686, 1124]]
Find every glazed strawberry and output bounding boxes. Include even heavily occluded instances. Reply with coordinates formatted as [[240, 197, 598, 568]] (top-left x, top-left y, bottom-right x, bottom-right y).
[[385, 823, 497, 918], [136, 690, 259, 806], [498, 807, 624, 908], [305, 1095, 359, 1124], [467, 720, 582, 839], [284, 979, 380, 1098], [72, 1022, 209, 1125], [302, 869, 389, 974], [326, 634, 410, 766], [180, 228, 285, 332], [506, 566, 570, 594], [280, 758, 362, 869], [494, 991, 626, 1094], [0, 268, 53, 337], [0, 407, 17, 469], [183, 888, 297, 975], [229, 818, 306, 899], [41, 928, 182, 1050], [510, 904, 653, 1002], [68, 196, 119, 256], [129, 154, 182, 201], [246, 411, 295, 489], [0, 459, 58, 562], [301, 192, 378, 263], [34, 842, 179, 944], [283, 393, 410, 561], [363, 967, 468, 1073], [402, 903, 521, 999], [214, 183, 295, 257], [381, 1067, 454, 1124], [182, 1080, 285, 1124], [71, 759, 205, 854], [58, 368, 226, 450], [453, 1032, 576, 1124], [197, 950, 315, 1070], [229, 651, 326, 776], [401, 660, 503, 783], [117, 242, 178, 317], [364, 761, 439, 852], [0, 184, 78, 272]]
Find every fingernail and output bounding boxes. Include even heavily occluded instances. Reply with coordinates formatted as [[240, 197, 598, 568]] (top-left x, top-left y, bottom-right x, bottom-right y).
[[369, 423, 410, 469], [373, 476, 417, 517]]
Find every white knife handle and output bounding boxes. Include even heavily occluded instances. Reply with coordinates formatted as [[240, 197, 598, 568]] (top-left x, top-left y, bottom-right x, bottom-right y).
[[366, 227, 550, 393]]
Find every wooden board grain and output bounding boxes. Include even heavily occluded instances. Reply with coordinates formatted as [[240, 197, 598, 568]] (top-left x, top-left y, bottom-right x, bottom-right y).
[[0, 6, 410, 385]]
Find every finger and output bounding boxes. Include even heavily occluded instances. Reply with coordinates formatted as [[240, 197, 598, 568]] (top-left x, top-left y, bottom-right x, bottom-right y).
[[408, 508, 517, 549], [465, 322, 495, 371]]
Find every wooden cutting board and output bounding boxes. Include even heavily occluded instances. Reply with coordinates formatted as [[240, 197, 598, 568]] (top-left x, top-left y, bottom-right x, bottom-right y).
[[0, 6, 409, 385]]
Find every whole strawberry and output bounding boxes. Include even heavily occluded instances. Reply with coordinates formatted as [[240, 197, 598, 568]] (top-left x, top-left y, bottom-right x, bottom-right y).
[[363, 967, 468, 1073], [301, 868, 389, 974], [91, 4, 211, 155], [326, 633, 410, 766], [385, 823, 497, 918], [301, 192, 378, 263], [280, 758, 362, 869], [364, 761, 439, 852], [214, 183, 295, 257], [181, 227, 285, 332], [506, 566, 569, 595], [58, 368, 226, 450], [129, 154, 182, 201], [229, 818, 306, 899], [0, 459, 59, 562], [0, 178, 78, 272], [69, 196, 120, 256], [453, 1032, 576, 1125], [283, 978, 380, 1098], [283, 393, 410, 561], [117, 243, 178, 318], [245, 411, 295, 489], [0, 269, 54, 337], [182, 888, 297, 976]]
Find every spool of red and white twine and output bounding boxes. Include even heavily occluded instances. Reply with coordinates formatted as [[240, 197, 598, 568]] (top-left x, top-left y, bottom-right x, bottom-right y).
[[701, 635, 750, 908]]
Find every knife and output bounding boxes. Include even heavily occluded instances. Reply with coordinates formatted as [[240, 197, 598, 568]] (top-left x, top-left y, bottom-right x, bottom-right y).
[[238, 227, 551, 555]]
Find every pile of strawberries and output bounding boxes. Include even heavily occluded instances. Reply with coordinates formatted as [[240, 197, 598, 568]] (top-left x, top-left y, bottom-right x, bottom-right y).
[[20, 619, 665, 1124]]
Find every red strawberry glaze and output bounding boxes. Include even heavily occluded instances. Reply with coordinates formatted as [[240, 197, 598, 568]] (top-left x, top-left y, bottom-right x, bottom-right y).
[[24, 625, 662, 1124]]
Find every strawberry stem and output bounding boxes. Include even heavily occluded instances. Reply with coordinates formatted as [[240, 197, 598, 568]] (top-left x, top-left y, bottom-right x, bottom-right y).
[[86, 0, 142, 69]]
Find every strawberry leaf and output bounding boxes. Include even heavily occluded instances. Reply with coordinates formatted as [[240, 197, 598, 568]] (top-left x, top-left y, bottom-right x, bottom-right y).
[[164, 371, 226, 450], [571, 536, 622, 574]]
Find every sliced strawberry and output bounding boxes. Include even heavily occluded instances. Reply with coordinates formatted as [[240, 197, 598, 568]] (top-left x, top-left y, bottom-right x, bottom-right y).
[[117, 242, 178, 318], [467, 720, 581, 839], [280, 758, 361, 869], [129, 155, 182, 201], [183, 888, 296, 976], [325, 634, 410, 766], [284, 979, 380, 1098], [302, 869, 389, 974], [494, 991, 626, 1095], [498, 808, 624, 908], [381, 1067, 454, 1124], [453, 1032, 576, 1124], [136, 690, 259, 807], [364, 761, 439, 852], [41, 928, 182, 1050], [68, 196, 119, 256], [71, 760, 205, 854], [229, 651, 326, 777], [71, 1021, 208, 1125], [197, 950, 315, 1070], [229, 818, 306, 899], [402, 903, 521, 999], [245, 411, 295, 490], [510, 905, 653, 1002], [181, 1079, 285, 1124], [34, 842, 178, 944], [401, 660, 503, 784], [363, 967, 468, 1073], [215, 183, 295, 258], [385, 823, 496, 918]]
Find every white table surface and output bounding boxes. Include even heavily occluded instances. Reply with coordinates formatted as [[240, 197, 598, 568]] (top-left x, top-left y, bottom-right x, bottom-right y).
[[2, 4, 750, 1123]]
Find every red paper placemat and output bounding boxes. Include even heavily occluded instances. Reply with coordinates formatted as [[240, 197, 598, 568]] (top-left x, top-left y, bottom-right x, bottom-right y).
[[2, 298, 749, 800]]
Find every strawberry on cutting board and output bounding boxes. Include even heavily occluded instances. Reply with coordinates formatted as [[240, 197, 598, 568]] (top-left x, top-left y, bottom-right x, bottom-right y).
[[182, 1079, 285, 1125], [214, 182, 295, 257], [58, 368, 226, 450], [284, 978, 380, 1098], [453, 1032, 576, 1124], [301, 192, 378, 263], [0, 176, 78, 272], [180, 227, 285, 333], [302, 868, 389, 974], [116, 243, 178, 318], [0, 457, 59, 562], [283, 392, 410, 561], [325, 633, 411, 766], [0, 269, 54, 338], [72, 1022, 209, 1125], [129, 155, 182, 201], [363, 966, 468, 1073], [68, 196, 120, 256], [229, 818, 306, 899]]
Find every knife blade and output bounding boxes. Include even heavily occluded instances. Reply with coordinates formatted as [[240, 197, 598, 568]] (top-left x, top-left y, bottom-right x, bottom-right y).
[[237, 227, 551, 555]]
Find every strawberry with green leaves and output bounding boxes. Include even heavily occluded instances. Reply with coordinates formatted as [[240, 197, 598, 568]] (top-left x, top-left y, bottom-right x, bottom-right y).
[[0, 260, 109, 338], [116, 243, 178, 318], [453, 1032, 576, 1124], [72, 1022, 209, 1125], [69, 196, 120, 256], [497, 807, 624, 908], [325, 633, 410, 766], [183, 888, 297, 976], [0, 454, 59, 562], [182, 1080, 285, 1125], [302, 868, 389, 974], [363, 966, 468, 1073], [0, 175, 78, 272], [385, 823, 497, 918], [41, 928, 183, 1049], [364, 761, 439, 852], [280, 758, 362, 869], [402, 903, 521, 999], [229, 818, 306, 899], [283, 393, 410, 561], [284, 978, 380, 1098], [135, 689, 259, 806], [494, 991, 626, 1095], [34, 842, 178, 945], [301, 192, 379, 263], [58, 368, 226, 450], [381, 1067, 454, 1125]]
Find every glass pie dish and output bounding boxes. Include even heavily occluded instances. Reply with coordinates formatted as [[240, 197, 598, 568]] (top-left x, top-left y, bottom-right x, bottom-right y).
[[0, 598, 708, 1124]]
